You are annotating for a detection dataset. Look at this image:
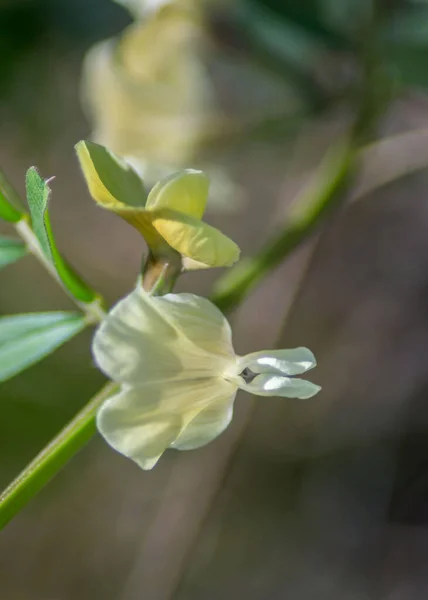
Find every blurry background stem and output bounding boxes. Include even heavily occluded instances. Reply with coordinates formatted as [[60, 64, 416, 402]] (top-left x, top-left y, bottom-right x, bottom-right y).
[[211, 140, 355, 312], [212, 1, 391, 313]]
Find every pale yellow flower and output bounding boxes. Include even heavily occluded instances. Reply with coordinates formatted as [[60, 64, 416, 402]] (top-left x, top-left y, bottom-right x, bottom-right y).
[[76, 140, 239, 269], [93, 287, 320, 469]]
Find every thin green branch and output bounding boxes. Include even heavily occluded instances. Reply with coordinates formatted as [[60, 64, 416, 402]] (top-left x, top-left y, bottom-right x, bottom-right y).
[[211, 140, 355, 312], [0, 381, 118, 530], [0, 259, 179, 530], [212, 0, 391, 314]]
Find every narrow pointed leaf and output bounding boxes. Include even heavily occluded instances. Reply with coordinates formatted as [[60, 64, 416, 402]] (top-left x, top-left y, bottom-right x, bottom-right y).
[[26, 168, 53, 261], [0, 312, 86, 382], [25, 167, 97, 303], [0, 236, 27, 269]]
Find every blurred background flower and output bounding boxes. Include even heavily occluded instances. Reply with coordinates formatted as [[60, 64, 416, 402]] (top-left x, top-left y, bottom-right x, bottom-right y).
[[82, 0, 246, 211]]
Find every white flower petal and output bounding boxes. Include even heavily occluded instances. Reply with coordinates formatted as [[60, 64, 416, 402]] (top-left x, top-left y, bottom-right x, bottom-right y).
[[240, 374, 321, 399], [96, 377, 236, 469], [156, 292, 234, 360], [96, 386, 181, 470], [237, 347, 317, 376], [92, 287, 182, 384], [172, 386, 237, 450], [92, 287, 234, 386]]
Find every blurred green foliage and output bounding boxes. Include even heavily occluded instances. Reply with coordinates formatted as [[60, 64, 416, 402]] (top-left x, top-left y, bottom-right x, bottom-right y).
[[242, 0, 428, 94]]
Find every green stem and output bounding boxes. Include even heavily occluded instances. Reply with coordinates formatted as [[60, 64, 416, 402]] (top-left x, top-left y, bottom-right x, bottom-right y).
[[0, 256, 179, 530], [212, 1, 391, 314], [0, 381, 118, 530], [142, 251, 182, 295]]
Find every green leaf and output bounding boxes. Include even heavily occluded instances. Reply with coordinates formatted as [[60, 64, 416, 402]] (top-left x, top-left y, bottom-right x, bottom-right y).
[[75, 140, 147, 208], [0, 236, 27, 269], [25, 167, 53, 261], [25, 167, 97, 303], [0, 312, 86, 383]]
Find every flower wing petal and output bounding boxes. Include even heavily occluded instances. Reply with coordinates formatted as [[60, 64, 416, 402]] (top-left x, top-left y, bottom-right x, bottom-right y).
[[151, 208, 240, 268], [145, 169, 209, 219], [96, 377, 236, 469], [241, 374, 321, 399], [238, 347, 317, 376]]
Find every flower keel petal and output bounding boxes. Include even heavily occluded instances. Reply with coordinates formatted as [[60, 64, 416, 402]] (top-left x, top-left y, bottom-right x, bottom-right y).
[[238, 347, 317, 377], [151, 208, 240, 268], [240, 374, 321, 399]]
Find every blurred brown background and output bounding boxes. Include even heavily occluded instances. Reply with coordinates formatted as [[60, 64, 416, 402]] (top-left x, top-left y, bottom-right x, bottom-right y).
[[2, 1, 428, 598]]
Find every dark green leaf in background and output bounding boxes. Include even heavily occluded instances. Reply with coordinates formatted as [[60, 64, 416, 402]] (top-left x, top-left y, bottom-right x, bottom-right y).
[[0, 312, 86, 383], [0, 236, 27, 270]]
